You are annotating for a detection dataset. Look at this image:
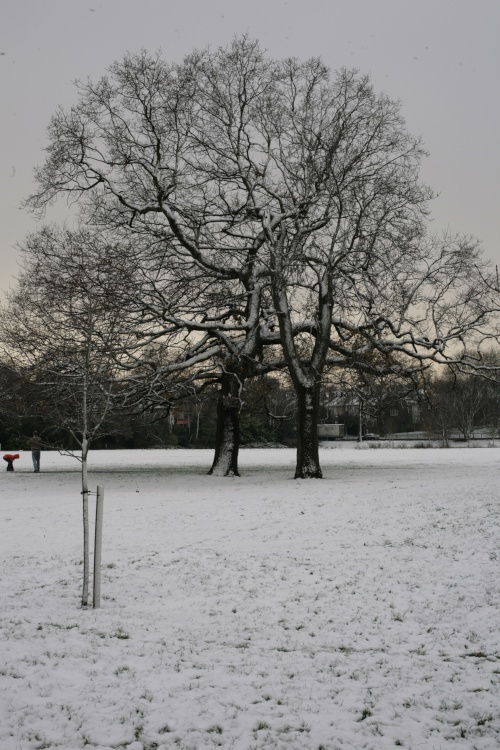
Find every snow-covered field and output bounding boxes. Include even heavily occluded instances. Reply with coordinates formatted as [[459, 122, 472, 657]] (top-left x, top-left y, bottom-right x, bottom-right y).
[[1, 446, 499, 750]]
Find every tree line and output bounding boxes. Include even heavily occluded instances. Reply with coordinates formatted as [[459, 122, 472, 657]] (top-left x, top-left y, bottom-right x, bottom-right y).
[[2, 37, 500, 480], [2, 351, 500, 451]]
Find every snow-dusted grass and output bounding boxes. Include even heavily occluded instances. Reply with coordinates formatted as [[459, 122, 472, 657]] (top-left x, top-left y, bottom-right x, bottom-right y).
[[1, 447, 500, 749]]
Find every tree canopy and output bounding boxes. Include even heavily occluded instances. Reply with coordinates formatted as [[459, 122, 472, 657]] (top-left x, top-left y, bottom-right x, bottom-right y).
[[13, 36, 500, 477]]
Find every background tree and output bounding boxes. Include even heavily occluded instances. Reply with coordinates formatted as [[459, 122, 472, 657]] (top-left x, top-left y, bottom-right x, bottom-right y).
[[0, 360, 33, 448], [450, 372, 488, 443], [424, 368, 490, 445], [324, 359, 427, 439]]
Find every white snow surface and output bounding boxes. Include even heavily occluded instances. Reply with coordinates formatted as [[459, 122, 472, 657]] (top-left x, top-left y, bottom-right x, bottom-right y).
[[1, 446, 499, 749]]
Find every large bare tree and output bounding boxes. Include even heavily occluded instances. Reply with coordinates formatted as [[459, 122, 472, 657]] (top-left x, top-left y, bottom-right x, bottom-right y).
[[24, 39, 290, 474], [25, 38, 498, 477]]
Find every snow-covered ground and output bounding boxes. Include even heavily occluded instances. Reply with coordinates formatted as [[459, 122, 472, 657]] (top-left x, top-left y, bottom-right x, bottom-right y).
[[1, 446, 499, 750]]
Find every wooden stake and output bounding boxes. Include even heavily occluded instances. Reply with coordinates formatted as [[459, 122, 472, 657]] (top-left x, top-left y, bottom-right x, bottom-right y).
[[93, 485, 104, 609]]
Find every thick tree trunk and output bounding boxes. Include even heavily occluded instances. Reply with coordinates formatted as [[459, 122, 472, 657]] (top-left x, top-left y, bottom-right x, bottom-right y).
[[295, 382, 322, 479], [208, 370, 242, 477]]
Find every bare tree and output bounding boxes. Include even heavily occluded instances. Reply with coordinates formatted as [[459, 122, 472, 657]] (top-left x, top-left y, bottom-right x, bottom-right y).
[[25, 38, 499, 478], [25, 39, 284, 475], [425, 369, 489, 444], [254, 66, 495, 474], [258, 66, 498, 474], [0, 226, 131, 606], [425, 384, 455, 448], [452, 373, 489, 443]]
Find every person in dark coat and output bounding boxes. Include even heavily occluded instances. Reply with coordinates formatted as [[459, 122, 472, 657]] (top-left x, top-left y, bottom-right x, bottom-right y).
[[3, 453, 20, 471], [27, 432, 42, 472]]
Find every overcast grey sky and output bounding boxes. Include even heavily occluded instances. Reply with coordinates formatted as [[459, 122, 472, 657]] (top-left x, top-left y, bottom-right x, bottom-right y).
[[1, 0, 499, 294]]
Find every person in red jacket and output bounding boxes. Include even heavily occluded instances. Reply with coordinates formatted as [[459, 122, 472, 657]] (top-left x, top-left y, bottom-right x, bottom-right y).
[[3, 453, 20, 471]]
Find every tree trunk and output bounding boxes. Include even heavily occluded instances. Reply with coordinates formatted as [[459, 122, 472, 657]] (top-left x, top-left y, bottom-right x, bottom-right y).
[[295, 382, 322, 479], [208, 370, 242, 477], [81, 437, 89, 607]]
